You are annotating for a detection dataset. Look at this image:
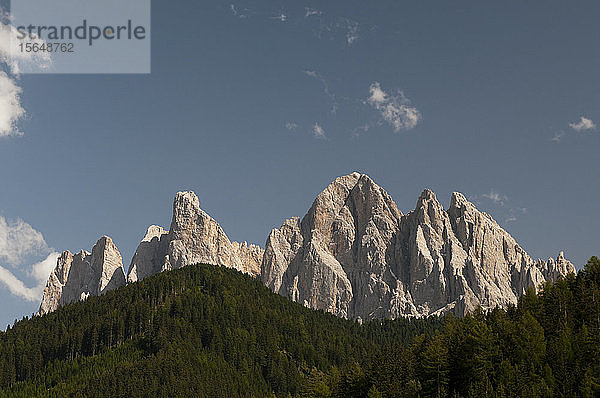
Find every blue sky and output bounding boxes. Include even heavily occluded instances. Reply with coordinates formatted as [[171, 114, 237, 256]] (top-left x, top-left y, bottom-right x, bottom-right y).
[[0, 1, 599, 327]]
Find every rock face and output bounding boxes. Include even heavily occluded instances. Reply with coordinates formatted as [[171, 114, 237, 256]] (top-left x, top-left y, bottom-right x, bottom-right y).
[[127, 191, 264, 283], [38, 174, 576, 320], [38, 236, 126, 315], [127, 225, 169, 283], [232, 241, 264, 277], [261, 173, 575, 319]]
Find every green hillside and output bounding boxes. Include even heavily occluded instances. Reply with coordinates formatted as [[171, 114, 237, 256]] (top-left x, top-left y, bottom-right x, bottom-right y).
[[1, 257, 600, 397]]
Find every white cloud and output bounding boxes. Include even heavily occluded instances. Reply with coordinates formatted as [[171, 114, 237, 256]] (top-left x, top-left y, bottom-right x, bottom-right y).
[[0, 72, 24, 137], [367, 82, 421, 132], [0, 216, 49, 266], [0, 20, 51, 75], [368, 82, 387, 106], [312, 122, 326, 139], [0, 215, 57, 302], [284, 121, 298, 131], [30, 251, 59, 284], [0, 13, 51, 138], [0, 265, 39, 301], [0, 252, 59, 302], [482, 189, 507, 206], [569, 116, 596, 132]]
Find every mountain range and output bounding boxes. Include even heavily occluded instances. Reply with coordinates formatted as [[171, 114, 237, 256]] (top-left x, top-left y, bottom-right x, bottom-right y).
[[38, 172, 574, 319]]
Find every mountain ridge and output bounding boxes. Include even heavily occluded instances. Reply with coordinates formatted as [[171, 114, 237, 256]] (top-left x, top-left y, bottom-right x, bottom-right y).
[[38, 172, 575, 318]]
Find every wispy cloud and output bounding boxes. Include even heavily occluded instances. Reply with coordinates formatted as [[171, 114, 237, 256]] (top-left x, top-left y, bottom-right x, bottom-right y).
[[343, 19, 359, 45], [228, 6, 364, 47], [569, 116, 596, 132], [305, 8, 323, 18], [505, 207, 527, 223], [304, 70, 338, 114], [0, 215, 58, 301], [482, 189, 508, 206], [472, 190, 527, 223], [271, 10, 287, 22], [229, 4, 250, 19], [284, 121, 298, 131], [0, 265, 39, 301], [367, 82, 421, 132], [550, 131, 564, 142], [312, 122, 327, 139], [0, 216, 48, 266], [314, 16, 361, 46], [351, 124, 370, 138], [0, 252, 58, 301]]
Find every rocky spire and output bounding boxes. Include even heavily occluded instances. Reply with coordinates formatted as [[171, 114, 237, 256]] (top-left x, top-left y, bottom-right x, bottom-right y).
[[127, 225, 169, 283], [126, 190, 263, 283], [38, 236, 126, 315], [163, 191, 244, 271], [261, 172, 405, 319]]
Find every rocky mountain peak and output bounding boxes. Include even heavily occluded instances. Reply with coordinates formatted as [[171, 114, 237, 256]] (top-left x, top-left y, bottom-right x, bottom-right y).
[[261, 174, 576, 319], [38, 173, 576, 321], [128, 190, 263, 284], [38, 236, 126, 315], [127, 225, 169, 283], [418, 188, 437, 202], [411, 188, 448, 234], [449, 191, 469, 208], [262, 173, 407, 319], [168, 191, 210, 244], [92, 236, 124, 293], [165, 190, 243, 272]]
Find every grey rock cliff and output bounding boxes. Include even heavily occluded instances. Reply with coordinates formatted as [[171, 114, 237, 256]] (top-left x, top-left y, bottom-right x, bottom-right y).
[[126, 191, 263, 283], [231, 241, 264, 277], [39, 174, 575, 321], [127, 225, 169, 283], [261, 173, 575, 320], [38, 236, 126, 315]]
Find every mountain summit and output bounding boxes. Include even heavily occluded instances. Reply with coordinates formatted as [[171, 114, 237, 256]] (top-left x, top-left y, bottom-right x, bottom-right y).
[[38, 236, 126, 315], [38, 173, 574, 319], [126, 190, 264, 283], [260, 173, 574, 319]]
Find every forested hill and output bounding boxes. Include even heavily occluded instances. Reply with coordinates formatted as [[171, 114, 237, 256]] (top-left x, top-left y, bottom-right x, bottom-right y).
[[1, 257, 600, 397], [0, 263, 442, 397]]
